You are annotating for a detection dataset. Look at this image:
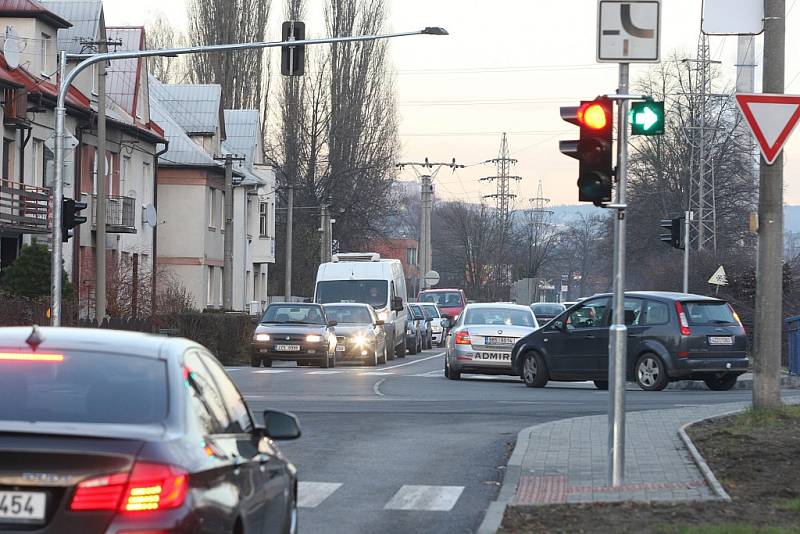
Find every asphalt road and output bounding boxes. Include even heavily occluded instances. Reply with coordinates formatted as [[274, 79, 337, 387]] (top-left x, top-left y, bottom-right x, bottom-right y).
[[229, 348, 767, 534]]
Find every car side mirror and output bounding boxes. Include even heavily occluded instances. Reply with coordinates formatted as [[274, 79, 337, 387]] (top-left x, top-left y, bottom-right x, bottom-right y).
[[375, 319, 385, 326], [441, 313, 451, 320], [392, 297, 404, 312], [441, 318, 451, 329], [327, 320, 338, 328], [262, 410, 301, 440], [553, 320, 565, 331]]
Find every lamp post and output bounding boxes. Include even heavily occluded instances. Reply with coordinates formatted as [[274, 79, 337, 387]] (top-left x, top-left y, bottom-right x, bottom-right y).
[[50, 27, 448, 326]]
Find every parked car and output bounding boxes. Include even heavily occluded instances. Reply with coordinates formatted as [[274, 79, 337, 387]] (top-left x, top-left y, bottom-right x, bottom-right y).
[[252, 303, 338, 368], [530, 302, 566, 324], [511, 292, 749, 391], [419, 302, 445, 347], [444, 303, 539, 380], [418, 288, 467, 321], [0, 326, 301, 534], [409, 303, 433, 350], [324, 303, 388, 366], [405, 305, 423, 355]]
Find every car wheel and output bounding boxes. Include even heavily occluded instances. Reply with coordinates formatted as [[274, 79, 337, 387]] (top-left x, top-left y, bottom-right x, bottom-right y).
[[263, 358, 272, 368], [445, 357, 460, 380], [408, 336, 417, 355], [367, 346, 379, 366], [320, 354, 330, 368], [250, 354, 262, 368], [393, 335, 404, 360], [703, 374, 739, 391], [635, 353, 668, 391], [594, 380, 608, 390], [522, 352, 548, 388]]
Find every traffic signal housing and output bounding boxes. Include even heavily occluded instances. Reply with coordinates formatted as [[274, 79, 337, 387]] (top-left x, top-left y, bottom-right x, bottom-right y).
[[62, 197, 87, 242], [560, 97, 614, 206], [281, 21, 305, 76], [659, 217, 684, 249]]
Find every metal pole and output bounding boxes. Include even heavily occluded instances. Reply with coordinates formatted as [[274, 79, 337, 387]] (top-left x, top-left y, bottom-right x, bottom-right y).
[[95, 59, 107, 324], [753, 0, 785, 409], [284, 187, 294, 300], [222, 154, 234, 310], [419, 175, 432, 290], [683, 210, 691, 293], [49, 29, 449, 323], [51, 51, 67, 327], [608, 63, 630, 487]]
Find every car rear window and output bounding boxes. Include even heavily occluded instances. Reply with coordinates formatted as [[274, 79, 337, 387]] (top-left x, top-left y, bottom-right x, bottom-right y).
[[531, 304, 565, 317], [419, 291, 462, 307], [464, 308, 536, 327], [682, 302, 737, 325], [0, 351, 168, 425]]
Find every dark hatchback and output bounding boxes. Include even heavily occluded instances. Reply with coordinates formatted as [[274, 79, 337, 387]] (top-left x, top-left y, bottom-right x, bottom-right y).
[[252, 303, 338, 368], [0, 327, 300, 534], [511, 292, 749, 391]]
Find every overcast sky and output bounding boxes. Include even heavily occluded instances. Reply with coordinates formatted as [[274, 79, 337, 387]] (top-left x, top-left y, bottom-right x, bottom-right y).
[[102, 0, 800, 207]]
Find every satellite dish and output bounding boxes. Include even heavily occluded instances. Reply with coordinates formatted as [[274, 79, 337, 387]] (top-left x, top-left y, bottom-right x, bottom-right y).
[[142, 204, 158, 228], [4, 38, 21, 69]]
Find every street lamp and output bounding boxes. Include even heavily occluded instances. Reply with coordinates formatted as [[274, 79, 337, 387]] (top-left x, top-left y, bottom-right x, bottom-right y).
[[49, 27, 448, 326]]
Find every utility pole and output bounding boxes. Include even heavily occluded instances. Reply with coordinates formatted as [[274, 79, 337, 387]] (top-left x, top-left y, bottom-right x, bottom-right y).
[[753, 0, 785, 409], [284, 186, 294, 300], [214, 154, 245, 310], [683, 211, 692, 293], [319, 202, 333, 264], [95, 57, 107, 324], [396, 158, 463, 291]]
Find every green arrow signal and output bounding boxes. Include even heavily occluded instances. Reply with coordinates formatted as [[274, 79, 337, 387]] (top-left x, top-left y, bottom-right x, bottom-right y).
[[630, 100, 665, 136], [635, 106, 658, 130]]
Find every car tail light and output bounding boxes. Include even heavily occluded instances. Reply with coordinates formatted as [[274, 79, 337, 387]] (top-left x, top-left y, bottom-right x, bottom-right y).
[[675, 302, 691, 336], [729, 304, 745, 333], [70, 462, 187, 513], [454, 330, 471, 345], [0, 352, 64, 362], [677, 351, 689, 359]]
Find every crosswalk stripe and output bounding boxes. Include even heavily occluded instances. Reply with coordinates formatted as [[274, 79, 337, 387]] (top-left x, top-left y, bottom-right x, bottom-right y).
[[384, 485, 464, 511], [306, 370, 344, 375], [253, 369, 291, 374], [297, 482, 342, 508]]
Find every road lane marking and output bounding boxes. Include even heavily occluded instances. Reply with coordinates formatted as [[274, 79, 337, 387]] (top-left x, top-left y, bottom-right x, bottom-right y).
[[253, 369, 291, 374], [373, 378, 387, 396], [359, 371, 395, 376], [297, 482, 342, 508], [381, 352, 444, 371], [306, 370, 344, 375], [412, 370, 443, 377], [384, 485, 464, 511]]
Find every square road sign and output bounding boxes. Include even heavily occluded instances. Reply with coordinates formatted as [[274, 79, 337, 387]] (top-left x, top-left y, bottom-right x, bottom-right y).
[[597, 0, 661, 63]]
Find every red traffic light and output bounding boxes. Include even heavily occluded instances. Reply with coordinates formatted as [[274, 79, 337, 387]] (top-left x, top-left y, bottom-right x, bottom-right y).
[[577, 102, 610, 130]]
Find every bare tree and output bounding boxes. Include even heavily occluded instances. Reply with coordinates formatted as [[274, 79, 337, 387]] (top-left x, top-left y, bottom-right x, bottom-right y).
[[187, 0, 272, 111], [145, 15, 186, 83]]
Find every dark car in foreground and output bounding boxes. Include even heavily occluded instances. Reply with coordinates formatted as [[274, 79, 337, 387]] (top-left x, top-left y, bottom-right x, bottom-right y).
[[0, 326, 300, 534], [511, 292, 749, 391], [252, 303, 338, 368], [324, 303, 388, 365]]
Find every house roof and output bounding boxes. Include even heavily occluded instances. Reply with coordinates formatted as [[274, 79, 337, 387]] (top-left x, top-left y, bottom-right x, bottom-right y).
[[105, 26, 144, 117], [148, 78, 222, 136], [0, 0, 71, 29], [149, 94, 220, 169], [0, 52, 89, 112], [221, 109, 265, 185], [39, 0, 102, 54]]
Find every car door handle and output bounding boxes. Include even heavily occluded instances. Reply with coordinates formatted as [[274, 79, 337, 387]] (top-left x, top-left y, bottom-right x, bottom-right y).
[[584, 335, 597, 340]]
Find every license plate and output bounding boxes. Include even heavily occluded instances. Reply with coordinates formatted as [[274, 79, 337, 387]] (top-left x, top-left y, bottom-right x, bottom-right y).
[[275, 344, 301, 352], [708, 336, 733, 345], [0, 491, 46, 524], [336, 345, 346, 352], [485, 336, 515, 345], [473, 352, 511, 361]]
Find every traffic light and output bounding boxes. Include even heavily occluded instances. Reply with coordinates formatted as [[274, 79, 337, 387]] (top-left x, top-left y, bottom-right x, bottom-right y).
[[62, 197, 87, 242], [560, 97, 614, 206], [630, 99, 665, 135], [281, 21, 305, 76], [659, 217, 684, 249]]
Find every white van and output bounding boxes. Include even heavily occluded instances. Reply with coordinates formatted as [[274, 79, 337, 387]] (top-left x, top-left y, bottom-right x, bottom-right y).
[[314, 253, 408, 359]]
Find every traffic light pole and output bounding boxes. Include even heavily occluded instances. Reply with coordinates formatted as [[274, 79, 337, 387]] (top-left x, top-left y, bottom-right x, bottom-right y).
[[683, 211, 691, 294], [608, 63, 630, 488]]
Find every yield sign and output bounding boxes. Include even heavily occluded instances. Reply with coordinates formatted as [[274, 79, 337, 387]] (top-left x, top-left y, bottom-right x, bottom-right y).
[[735, 93, 800, 165]]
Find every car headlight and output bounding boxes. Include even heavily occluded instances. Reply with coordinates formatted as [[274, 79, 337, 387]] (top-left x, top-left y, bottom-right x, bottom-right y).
[[378, 311, 389, 322], [306, 335, 323, 343], [432, 326, 443, 333], [353, 335, 368, 346], [254, 333, 270, 342]]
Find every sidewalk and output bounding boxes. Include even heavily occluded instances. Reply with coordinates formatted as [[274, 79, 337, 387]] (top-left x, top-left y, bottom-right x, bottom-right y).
[[667, 371, 800, 390], [478, 396, 800, 533]]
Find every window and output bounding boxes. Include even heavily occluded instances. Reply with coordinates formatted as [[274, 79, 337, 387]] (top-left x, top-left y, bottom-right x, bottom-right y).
[[32, 140, 41, 185], [183, 351, 229, 434], [200, 353, 253, 434], [207, 266, 214, 304], [121, 156, 131, 192], [261, 304, 326, 325], [208, 189, 215, 228], [645, 300, 670, 325], [219, 191, 225, 231], [40, 33, 51, 75], [683, 301, 737, 326], [565, 298, 609, 330], [315, 280, 389, 308], [43, 145, 54, 189], [406, 247, 417, 266], [463, 307, 537, 327], [259, 202, 269, 237]]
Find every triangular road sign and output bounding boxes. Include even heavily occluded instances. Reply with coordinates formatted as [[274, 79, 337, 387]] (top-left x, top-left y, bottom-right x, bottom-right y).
[[735, 93, 800, 165], [708, 266, 728, 286]]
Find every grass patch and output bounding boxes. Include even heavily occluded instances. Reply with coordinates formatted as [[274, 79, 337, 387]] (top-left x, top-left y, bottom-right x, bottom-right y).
[[665, 525, 800, 534], [778, 498, 800, 513], [727, 405, 800, 434]]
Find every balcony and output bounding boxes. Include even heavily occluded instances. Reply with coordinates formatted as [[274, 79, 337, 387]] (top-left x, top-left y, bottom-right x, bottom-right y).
[[85, 193, 136, 234], [0, 180, 50, 234]]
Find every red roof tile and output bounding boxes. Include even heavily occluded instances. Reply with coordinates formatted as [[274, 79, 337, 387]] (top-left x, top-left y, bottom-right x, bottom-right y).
[[0, 0, 71, 28]]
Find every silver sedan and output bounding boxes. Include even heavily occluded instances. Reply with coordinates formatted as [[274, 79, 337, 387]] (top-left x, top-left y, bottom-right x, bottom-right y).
[[444, 303, 539, 380]]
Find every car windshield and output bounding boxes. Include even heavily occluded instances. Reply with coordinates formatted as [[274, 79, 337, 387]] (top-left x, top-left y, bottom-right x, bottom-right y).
[[463, 307, 536, 327], [532, 304, 565, 317], [409, 305, 424, 320], [262, 305, 326, 325], [0, 351, 168, 425], [419, 291, 462, 307], [316, 280, 388, 308], [683, 301, 737, 325], [325, 306, 373, 324], [420, 304, 440, 318]]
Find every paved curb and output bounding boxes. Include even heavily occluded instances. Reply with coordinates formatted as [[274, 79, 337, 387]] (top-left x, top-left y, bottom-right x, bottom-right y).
[[666, 374, 800, 391], [677, 411, 740, 501]]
